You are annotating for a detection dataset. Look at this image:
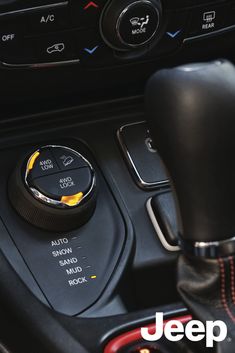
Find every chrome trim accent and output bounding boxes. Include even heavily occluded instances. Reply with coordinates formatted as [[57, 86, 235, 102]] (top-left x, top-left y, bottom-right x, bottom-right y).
[[147, 195, 235, 257], [146, 197, 180, 252], [180, 236, 235, 258], [117, 121, 169, 190], [25, 145, 96, 209], [116, 0, 160, 48], [184, 23, 235, 43], [0, 1, 68, 17], [1, 58, 80, 69], [0, 343, 11, 353]]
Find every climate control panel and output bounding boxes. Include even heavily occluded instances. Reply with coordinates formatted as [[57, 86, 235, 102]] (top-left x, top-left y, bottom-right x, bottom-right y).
[[0, 0, 235, 68]]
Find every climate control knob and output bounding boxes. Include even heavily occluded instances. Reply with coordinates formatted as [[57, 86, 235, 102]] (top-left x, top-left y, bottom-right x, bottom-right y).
[[8, 145, 97, 232], [101, 0, 162, 51]]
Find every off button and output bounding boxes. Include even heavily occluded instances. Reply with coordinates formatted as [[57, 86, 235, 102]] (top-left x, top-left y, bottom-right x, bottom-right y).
[[117, 0, 160, 47]]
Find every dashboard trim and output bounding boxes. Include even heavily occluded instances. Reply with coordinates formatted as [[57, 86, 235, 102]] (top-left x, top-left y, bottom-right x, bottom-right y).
[[146, 197, 180, 252], [0, 1, 68, 17], [1, 58, 80, 69], [184, 23, 235, 42]]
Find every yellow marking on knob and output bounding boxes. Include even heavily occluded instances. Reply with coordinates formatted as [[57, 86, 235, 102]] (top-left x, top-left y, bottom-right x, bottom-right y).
[[28, 151, 40, 171], [61, 192, 84, 206], [90, 275, 97, 279]]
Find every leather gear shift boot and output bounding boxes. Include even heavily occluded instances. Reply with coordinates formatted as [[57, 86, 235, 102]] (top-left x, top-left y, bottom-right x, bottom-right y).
[[178, 255, 235, 352]]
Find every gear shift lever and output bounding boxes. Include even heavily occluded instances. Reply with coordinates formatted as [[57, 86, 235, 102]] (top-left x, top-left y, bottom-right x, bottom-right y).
[[146, 61, 235, 352], [146, 60, 235, 257]]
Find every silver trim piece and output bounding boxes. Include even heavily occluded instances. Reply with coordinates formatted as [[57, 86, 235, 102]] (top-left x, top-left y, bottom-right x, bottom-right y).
[[1, 58, 80, 69], [180, 236, 235, 258], [25, 145, 96, 209], [0, 343, 11, 353], [117, 121, 169, 190], [147, 196, 235, 258], [116, 0, 160, 48], [184, 23, 235, 43], [146, 197, 180, 252], [0, 1, 68, 17]]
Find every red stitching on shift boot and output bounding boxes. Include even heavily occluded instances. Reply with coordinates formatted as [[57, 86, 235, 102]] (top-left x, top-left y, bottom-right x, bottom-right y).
[[229, 256, 235, 305], [218, 258, 235, 323]]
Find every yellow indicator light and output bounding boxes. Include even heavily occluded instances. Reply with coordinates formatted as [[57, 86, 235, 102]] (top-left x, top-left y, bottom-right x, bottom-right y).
[[140, 349, 151, 353], [61, 192, 84, 206], [90, 275, 97, 279], [28, 151, 40, 171]]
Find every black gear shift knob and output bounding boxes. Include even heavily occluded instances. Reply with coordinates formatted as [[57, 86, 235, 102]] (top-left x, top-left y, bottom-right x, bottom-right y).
[[146, 60, 235, 247]]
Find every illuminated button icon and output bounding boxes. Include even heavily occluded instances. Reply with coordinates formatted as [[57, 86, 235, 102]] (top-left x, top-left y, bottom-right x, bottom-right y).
[[84, 2, 99, 10], [84, 45, 99, 55], [1, 33, 15, 42], [166, 29, 181, 38]]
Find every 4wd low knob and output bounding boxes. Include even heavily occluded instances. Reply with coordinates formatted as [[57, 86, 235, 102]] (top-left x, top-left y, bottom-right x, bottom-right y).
[[101, 0, 162, 51], [8, 145, 97, 232]]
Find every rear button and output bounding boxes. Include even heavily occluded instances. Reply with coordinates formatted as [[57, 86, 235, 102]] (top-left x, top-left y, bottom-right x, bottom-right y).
[[31, 168, 92, 200]]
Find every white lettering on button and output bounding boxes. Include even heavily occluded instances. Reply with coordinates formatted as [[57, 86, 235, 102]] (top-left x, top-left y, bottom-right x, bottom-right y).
[[130, 15, 150, 36], [52, 247, 73, 257], [40, 14, 55, 24], [40, 159, 54, 171], [59, 257, 78, 266], [202, 11, 216, 30], [66, 266, 83, 275], [59, 177, 75, 189], [68, 277, 88, 286], [2, 34, 15, 42], [51, 238, 69, 246]]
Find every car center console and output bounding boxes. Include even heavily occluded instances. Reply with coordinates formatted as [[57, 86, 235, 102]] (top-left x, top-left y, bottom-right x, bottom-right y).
[[0, 1, 235, 353]]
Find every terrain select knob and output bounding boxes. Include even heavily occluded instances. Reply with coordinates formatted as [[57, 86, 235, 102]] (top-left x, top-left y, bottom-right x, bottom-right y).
[[101, 0, 162, 51], [8, 145, 96, 232]]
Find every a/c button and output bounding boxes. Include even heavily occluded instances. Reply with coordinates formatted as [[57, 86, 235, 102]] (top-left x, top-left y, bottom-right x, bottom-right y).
[[28, 5, 69, 33]]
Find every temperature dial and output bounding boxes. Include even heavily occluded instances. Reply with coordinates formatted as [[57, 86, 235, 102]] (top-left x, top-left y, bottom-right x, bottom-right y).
[[9, 145, 97, 232]]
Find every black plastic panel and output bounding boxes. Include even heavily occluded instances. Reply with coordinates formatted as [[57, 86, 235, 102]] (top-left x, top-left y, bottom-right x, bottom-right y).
[[0, 140, 127, 316]]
